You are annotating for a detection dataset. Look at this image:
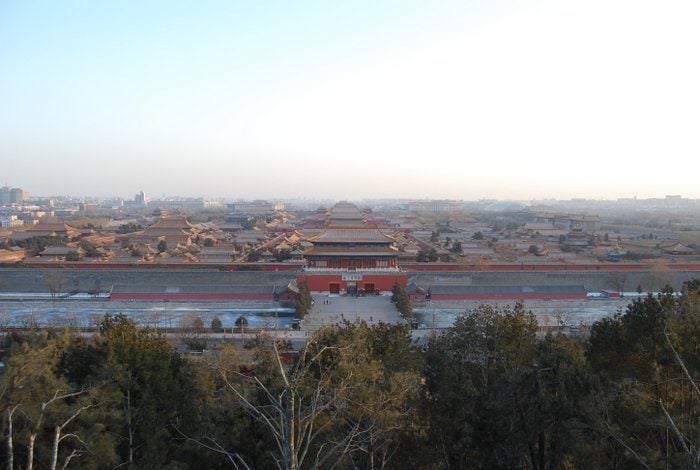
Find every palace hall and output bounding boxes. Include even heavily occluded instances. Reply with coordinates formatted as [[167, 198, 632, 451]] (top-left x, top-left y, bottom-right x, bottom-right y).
[[297, 202, 406, 294]]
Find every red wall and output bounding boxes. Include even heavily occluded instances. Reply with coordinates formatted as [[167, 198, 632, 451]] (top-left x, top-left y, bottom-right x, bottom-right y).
[[430, 293, 587, 300], [400, 263, 700, 272], [296, 273, 407, 293], [11, 261, 700, 273], [110, 293, 275, 300], [15, 262, 302, 271]]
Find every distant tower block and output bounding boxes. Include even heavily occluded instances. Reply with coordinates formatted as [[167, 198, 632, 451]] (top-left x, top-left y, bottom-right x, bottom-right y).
[[0, 186, 29, 205], [135, 190, 149, 207]]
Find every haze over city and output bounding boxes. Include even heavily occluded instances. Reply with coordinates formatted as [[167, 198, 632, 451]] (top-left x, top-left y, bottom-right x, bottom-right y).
[[2, 0, 699, 199], [5, 2, 700, 465]]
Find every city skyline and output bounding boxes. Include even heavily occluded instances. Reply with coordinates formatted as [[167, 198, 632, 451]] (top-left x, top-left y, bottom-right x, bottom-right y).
[[2, 0, 699, 200], [4, 184, 699, 204]]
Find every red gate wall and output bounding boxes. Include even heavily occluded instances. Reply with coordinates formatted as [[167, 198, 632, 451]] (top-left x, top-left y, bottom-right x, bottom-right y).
[[296, 273, 407, 293]]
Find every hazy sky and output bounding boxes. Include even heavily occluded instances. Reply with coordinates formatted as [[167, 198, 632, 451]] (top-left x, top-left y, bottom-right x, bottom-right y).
[[1, 0, 699, 200]]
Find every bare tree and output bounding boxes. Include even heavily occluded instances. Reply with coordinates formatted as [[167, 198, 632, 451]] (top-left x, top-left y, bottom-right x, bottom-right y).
[[26, 388, 93, 470], [607, 271, 628, 295], [60, 313, 79, 329], [658, 329, 700, 469], [2, 343, 95, 470], [212, 334, 367, 470], [180, 312, 204, 333], [45, 271, 67, 299], [0, 310, 11, 330], [148, 308, 162, 331], [180, 312, 207, 351], [4, 404, 20, 470], [644, 260, 672, 292], [19, 311, 41, 329], [89, 313, 105, 331]]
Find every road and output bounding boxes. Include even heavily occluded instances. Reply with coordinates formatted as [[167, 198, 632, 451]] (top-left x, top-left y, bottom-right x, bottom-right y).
[[414, 297, 634, 328], [0, 299, 295, 329], [0, 294, 645, 352]]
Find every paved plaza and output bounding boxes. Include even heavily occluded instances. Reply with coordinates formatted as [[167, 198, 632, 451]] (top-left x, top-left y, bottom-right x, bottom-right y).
[[301, 293, 404, 330]]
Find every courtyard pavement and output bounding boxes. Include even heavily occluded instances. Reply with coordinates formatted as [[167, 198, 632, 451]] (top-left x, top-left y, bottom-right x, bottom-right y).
[[301, 293, 404, 331]]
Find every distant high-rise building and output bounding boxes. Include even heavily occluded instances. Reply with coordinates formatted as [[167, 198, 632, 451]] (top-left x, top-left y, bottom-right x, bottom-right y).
[[407, 199, 462, 213], [10, 188, 28, 204], [0, 186, 29, 205], [227, 200, 277, 216], [134, 190, 148, 207]]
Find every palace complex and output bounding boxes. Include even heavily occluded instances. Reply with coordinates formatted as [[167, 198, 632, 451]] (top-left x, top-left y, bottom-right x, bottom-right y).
[[298, 202, 407, 294]]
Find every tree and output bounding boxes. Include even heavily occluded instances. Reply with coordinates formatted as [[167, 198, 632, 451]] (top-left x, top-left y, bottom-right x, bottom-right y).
[[417, 248, 439, 262], [179, 313, 207, 352], [203, 324, 422, 470], [235, 315, 249, 332], [607, 271, 628, 295], [391, 283, 413, 320], [1, 333, 115, 469], [78, 240, 99, 257], [203, 238, 215, 247], [44, 271, 67, 299], [587, 289, 699, 468], [11, 235, 67, 253], [391, 282, 401, 303], [59, 314, 202, 467], [472, 231, 484, 240], [427, 248, 439, 262], [295, 282, 312, 318], [118, 223, 142, 234], [450, 241, 462, 254], [211, 316, 223, 332], [214, 335, 355, 469], [157, 239, 168, 253], [65, 251, 81, 262], [275, 248, 292, 262], [644, 259, 672, 292], [422, 303, 600, 468], [246, 249, 262, 262], [89, 277, 102, 297], [309, 322, 422, 468]]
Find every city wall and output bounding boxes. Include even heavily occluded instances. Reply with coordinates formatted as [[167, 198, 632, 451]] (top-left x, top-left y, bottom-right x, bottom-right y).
[[1, 267, 698, 299]]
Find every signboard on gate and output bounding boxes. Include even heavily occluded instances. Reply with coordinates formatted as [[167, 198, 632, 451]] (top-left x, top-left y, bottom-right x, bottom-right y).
[[341, 274, 363, 281]]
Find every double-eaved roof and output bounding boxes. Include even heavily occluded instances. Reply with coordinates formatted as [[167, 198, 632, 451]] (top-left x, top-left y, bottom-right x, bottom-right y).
[[303, 245, 398, 257], [141, 216, 196, 235], [308, 226, 395, 244], [11, 222, 81, 240], [126, 216, 197, 245], [328, 201, 365, 226]]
